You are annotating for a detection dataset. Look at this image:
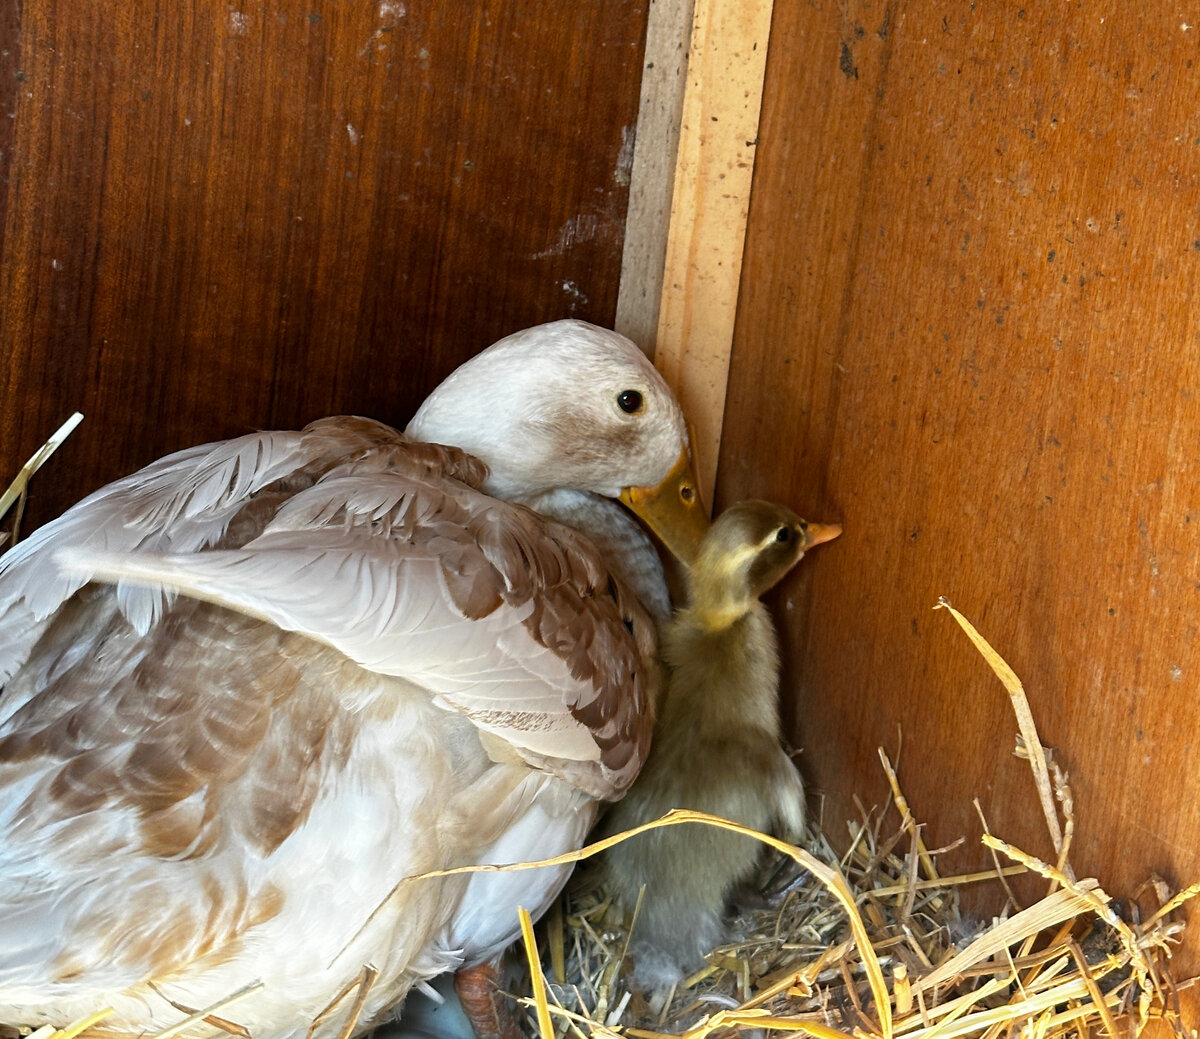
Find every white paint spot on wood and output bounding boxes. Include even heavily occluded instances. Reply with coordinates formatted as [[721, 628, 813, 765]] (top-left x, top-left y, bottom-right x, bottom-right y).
[[534, 215, 605, 259], [613, 125, 635, 187], [560, 280, 589, 305]]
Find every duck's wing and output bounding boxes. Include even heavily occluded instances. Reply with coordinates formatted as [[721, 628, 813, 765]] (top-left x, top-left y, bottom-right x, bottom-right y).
[[0, 417, 450, 689], [55, 454, 655, 801]]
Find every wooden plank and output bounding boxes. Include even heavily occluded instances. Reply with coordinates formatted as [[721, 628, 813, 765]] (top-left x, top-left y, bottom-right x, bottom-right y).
[[719, 0, 1200, 969], [652, 0, 773, 501], [0, 0, 18, 264], [614, 0, 695, 357], [0, 0, 649, 532]]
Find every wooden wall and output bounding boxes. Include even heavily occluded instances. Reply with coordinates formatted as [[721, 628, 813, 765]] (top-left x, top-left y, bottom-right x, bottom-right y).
[[6, 0, 1200, 978], [718, 0, 1200, 962], [0, 0, 648, 533]]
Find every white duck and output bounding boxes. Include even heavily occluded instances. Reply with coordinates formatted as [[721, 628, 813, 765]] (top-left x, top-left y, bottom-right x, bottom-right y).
[[0, 320, 708, 1039]]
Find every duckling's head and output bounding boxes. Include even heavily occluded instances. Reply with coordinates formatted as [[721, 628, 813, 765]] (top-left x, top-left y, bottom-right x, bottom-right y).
[[406, 319, 709, 561], [687, 500, 841, 628]]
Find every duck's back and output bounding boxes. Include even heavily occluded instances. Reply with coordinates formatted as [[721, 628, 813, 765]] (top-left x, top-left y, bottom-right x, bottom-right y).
[[0, 416, 657, 1038]]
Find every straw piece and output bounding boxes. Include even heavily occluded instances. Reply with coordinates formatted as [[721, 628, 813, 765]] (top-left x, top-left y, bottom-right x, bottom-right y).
[[1146, 881, 1200, 929], [934, 598, 1066, 869], [972, 799, 1023, 915], [332, 966, 377, 1039], [521, 905, 556, 1039], [1067, 941, 1121, 1039], [149, 981, 264, 1039], [0, 412, 84, 536], [45, 1008, 113, 1039], [548, 899, 567, 986], [878, 748, 939, 886], [893, 963, 912, 1016], [149, 983, 252, 1039], [869, 865, 1025, 899], [681, 1014, 854, 1038], [911, 883, 1100, 994], [1046, 755, 1076, 881]]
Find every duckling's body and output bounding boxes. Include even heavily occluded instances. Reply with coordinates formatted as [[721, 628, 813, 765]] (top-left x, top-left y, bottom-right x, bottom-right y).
[[602, 501, 840, 987]]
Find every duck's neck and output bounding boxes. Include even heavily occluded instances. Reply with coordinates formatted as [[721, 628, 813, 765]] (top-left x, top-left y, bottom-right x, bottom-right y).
[[658, 602, 782, 736], [518, 489, 670, 619]]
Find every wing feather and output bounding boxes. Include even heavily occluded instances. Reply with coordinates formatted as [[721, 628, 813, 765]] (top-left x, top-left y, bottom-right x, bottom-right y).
[[37, 432, 654, 798], [0, 418, 422, 679]]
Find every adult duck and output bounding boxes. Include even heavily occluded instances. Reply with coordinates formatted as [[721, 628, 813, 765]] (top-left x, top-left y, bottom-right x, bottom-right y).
[[0, 320, 708, 1039]]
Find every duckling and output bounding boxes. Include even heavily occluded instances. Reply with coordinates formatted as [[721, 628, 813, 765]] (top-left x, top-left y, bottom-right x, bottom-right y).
[[601, 500, 841, 988]]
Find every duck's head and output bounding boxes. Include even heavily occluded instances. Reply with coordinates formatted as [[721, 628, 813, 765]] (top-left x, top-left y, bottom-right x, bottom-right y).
[[406, 319, 710, 562], [687, 500, 841, 628]]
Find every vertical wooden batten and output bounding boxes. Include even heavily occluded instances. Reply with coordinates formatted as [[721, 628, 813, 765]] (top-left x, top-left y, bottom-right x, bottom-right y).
[[648, 0, 774, 503], [614, 0, 695, 358]]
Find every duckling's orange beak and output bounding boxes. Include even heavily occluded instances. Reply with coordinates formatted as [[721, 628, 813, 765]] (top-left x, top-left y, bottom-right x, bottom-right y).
[[804, 522, 842, 549], [620, 447, 711, 565]]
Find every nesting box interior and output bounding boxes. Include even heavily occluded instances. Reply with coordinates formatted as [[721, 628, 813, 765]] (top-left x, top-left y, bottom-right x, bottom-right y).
[[717, 0, 1200, 960], [3, 0, 1199, 1014]]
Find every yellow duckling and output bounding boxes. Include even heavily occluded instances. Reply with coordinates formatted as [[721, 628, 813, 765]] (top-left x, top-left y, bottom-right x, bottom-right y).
[[601, 500, 841, 987]]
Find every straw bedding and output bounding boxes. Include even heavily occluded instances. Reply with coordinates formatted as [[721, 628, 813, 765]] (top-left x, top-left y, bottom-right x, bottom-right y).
[[503, 603, 1198, 1039]]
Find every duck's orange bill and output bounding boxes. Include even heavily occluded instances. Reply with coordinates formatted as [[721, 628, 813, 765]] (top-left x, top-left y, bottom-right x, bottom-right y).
[[620, 447, 711, 565], [804, 522, 843, 549]]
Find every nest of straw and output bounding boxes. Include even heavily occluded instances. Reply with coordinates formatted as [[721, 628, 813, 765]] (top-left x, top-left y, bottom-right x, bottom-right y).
[[506, 603, 1199, 1039]]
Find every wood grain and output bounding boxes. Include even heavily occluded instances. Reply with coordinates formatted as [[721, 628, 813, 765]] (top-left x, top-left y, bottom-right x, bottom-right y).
[[0, 0, 648, 533], [719, 0, 1200, 962], [653, 0, 773, 501], [614, 0, 695, 357]]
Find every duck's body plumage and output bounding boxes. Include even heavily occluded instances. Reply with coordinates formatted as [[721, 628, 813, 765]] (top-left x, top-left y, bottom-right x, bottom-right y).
[[0, 321, 707, 1039]]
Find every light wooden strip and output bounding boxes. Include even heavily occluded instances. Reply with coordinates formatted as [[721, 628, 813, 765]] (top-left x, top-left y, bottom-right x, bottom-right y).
[[615, 0, 697, 356], [653, 0, 775, 502]]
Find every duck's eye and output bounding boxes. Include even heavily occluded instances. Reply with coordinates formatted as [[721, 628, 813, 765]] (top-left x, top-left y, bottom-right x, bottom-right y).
[[617, 389, 644, 414], [775, 526, 792, 543]]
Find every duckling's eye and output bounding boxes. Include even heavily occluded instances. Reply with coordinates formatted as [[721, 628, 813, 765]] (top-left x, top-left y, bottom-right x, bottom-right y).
[[775, 526, 792, 543], [617, 389, 644, 414]]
